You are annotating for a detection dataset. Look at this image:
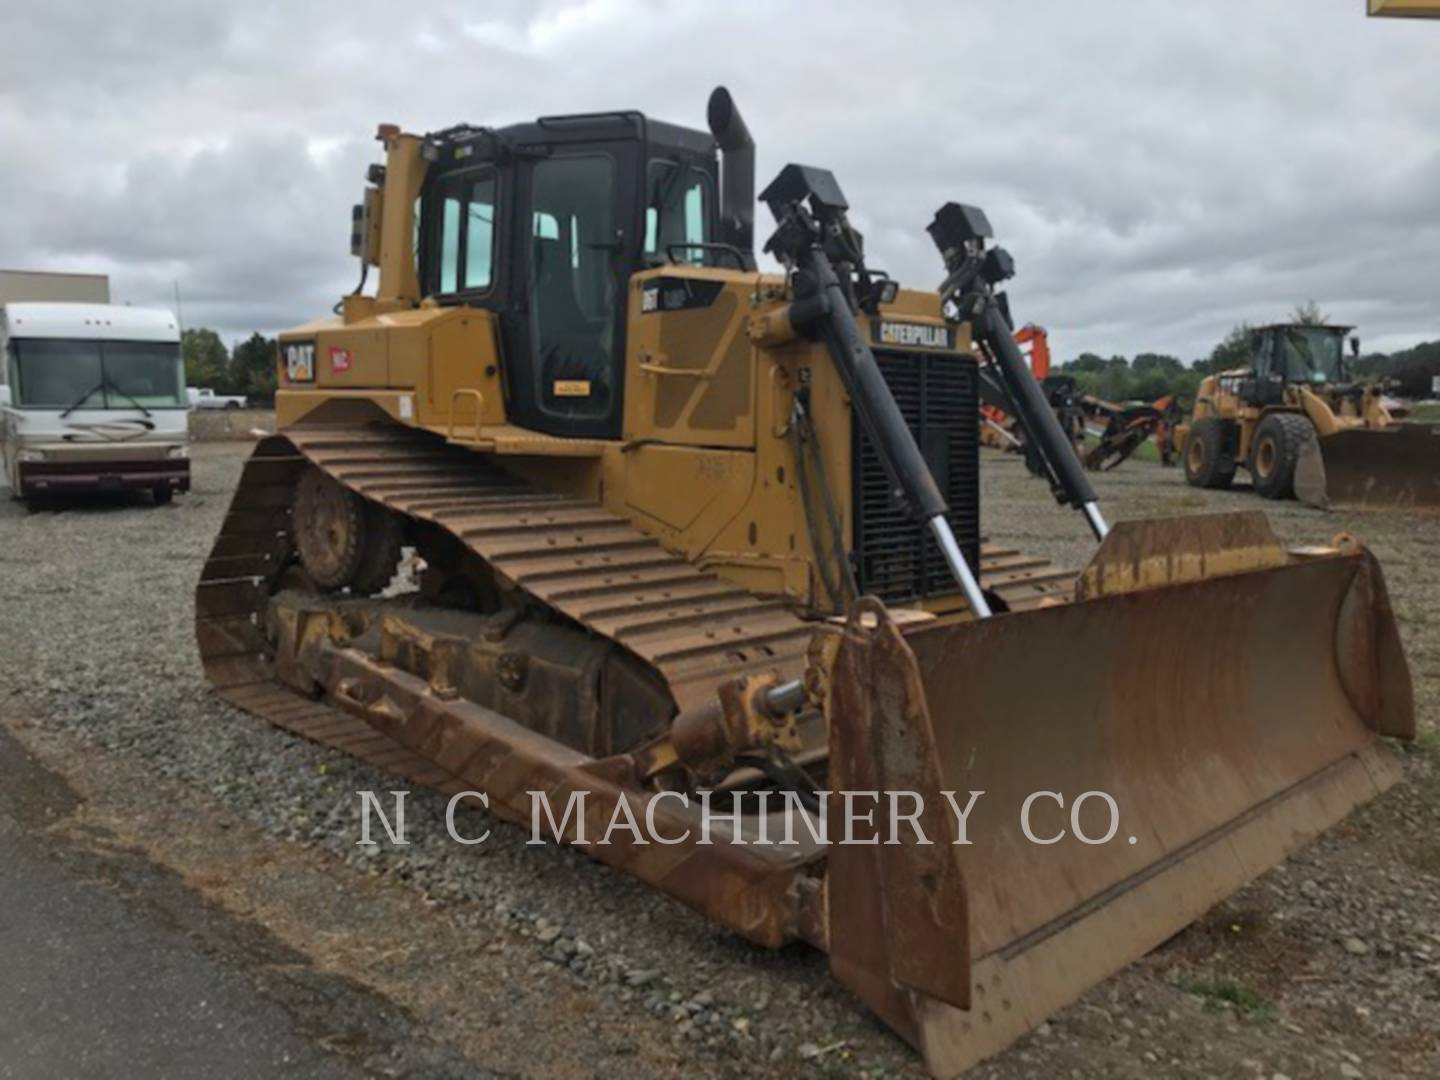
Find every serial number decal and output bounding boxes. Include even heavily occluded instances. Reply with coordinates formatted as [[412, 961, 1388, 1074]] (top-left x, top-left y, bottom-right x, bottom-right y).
[[553, 379, 592, 397], [283, 342, 316, 382], [873, 321, 954, 350]]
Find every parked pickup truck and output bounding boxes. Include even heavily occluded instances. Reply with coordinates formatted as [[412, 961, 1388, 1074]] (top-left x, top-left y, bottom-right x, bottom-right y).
[[187, 387, 247, 410]]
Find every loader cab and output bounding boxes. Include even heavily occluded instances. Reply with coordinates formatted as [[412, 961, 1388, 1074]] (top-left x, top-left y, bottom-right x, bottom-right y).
[[1241, 324, 1353, 406], [416, 113, 722, 439]]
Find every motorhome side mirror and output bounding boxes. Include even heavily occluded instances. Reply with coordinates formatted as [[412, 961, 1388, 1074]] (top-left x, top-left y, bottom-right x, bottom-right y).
[[1349, 336, 1360, 357]]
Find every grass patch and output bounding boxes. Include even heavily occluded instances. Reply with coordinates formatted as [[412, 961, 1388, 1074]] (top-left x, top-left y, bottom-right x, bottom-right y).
[[1123, 438, 1161, 464], [1414, 724, 1440, 757], [1409, 401, 1440, 425], [1174, 975, 1278, 1023], [1080, 432, 1164, 464]]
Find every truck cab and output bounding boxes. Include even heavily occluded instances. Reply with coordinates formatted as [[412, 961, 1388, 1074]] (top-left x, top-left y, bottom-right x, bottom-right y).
[[1, 303, 190, 504]]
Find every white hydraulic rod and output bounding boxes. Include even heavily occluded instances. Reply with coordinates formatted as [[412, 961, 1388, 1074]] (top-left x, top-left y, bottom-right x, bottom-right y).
[[929, 514, 993, 617], [1082, 500, 1110, 540]]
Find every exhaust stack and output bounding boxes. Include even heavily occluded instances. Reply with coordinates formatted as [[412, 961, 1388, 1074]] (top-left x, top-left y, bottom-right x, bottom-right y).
[[707, 86, 757, 270]]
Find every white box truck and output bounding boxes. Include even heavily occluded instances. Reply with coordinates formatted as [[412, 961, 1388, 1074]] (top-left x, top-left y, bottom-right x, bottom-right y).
[[1, 302, 190, 503]]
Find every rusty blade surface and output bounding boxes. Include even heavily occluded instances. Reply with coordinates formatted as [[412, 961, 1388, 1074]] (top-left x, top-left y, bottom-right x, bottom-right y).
[[1295, 424, 1440, 510], [818, 522, 1412, 1076], [915, 550, 1407, 958]]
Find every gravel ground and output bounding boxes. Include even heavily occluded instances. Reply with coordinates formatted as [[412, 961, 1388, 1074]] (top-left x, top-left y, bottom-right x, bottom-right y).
[[188, 407, 275, 442], [1, 442, 1436, 1079]]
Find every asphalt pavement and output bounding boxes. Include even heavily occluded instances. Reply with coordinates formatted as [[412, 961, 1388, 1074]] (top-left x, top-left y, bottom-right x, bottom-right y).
[[0, 724, 366, 1079]]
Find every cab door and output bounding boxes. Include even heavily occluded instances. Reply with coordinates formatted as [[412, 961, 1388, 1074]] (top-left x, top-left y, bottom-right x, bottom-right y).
[[508, 143, 639, 440]]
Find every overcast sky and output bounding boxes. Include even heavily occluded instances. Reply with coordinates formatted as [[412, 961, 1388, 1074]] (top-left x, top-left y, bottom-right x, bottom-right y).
[[1, 0, 1435, 361]]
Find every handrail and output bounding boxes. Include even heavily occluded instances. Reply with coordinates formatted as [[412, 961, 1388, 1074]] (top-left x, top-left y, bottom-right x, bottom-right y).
[[447, 389, 486, 444], [637, 351, 712, 379]]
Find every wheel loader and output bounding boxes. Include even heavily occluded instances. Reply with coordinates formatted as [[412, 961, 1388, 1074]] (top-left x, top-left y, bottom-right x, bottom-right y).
[[196, 89, 1415, 1076], [1177, 322, 1440, 509]]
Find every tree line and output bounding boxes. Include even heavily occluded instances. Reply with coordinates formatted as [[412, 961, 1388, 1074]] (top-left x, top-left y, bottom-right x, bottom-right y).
[[182, 328, 277, 404], [1055, 302, 1439, 405]]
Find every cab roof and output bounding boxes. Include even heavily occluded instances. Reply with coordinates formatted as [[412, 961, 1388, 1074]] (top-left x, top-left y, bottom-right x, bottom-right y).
[[1, 302, 180, 342], [424, 110, 716, 164], [1254, 322, 1354, 335]]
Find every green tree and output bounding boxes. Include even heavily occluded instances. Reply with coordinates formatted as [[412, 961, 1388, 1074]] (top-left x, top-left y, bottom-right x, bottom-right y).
[[182, 327, 229, 389], [1291, 300, 1329, 326], [1067, 352, 1110, 373], [1382, 340, 1440, 398], [1132, 352, 1183, 377], [1095, 365, 1135, 402], [230, 332, 278, 404], [1205, 323, 1255, 374], [1129, 353, 1181, 398]]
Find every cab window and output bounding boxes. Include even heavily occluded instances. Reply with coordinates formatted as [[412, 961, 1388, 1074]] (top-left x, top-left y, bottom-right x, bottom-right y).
[[430, 167, 497, 295], [464, 176, 496, 288], [644, 160, 713, 265], [438, 196, 461, 293]]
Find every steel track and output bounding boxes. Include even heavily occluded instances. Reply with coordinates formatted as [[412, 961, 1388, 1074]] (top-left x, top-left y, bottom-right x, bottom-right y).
[[195, 425, 1076, 782]]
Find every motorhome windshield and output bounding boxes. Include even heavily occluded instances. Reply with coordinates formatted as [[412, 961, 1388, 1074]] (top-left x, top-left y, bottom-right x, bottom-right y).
[[9, 339, 185, 409]]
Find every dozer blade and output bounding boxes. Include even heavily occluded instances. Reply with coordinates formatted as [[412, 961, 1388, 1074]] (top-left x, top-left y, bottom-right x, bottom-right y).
[[823, 513, 1413, 1077], [1295, 424, 1440, 510]]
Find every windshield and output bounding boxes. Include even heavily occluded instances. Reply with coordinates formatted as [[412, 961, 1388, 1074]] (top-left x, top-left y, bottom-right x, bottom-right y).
[[10, 339, 185, 408], [1280, 328, 1346, 384]]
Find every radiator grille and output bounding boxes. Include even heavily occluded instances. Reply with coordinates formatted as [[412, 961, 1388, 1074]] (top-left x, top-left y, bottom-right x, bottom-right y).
[[851, 350, 981, 604]]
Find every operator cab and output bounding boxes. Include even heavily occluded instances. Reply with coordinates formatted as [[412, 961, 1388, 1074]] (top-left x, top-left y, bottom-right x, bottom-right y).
[[1254, 324, 1353, 385], [1239, 323, 1355, 406], [415, 94, 754, 440]]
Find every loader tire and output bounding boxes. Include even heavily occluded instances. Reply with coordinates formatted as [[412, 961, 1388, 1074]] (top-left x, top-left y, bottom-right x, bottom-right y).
[[293, 467, 400, 593], [1250, 413, 1316, 501], [1183, 418, 1235, 489]]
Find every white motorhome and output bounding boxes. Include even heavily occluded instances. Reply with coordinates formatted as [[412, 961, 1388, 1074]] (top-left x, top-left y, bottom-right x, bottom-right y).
[[0, 303, 190, 503]]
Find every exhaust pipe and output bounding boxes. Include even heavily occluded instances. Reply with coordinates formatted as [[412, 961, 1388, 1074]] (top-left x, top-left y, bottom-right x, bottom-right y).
[[707, 86, 757, 270]]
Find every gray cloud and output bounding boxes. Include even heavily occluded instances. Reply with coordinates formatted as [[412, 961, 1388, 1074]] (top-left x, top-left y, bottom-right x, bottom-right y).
[[1, 0, 1435, 359]]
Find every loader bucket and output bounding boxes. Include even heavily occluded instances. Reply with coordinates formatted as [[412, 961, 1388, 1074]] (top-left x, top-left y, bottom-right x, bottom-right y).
[[1295, 424, 1440, 510], [823, 513, 1412, 1076]]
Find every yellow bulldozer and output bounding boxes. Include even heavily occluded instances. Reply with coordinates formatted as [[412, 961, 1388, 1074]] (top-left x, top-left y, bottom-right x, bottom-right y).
[[1178, 322, 1440, 508], [196, 89, 1415, 1075]]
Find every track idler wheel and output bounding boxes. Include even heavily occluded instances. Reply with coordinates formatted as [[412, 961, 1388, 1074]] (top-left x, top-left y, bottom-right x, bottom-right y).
[[292, 467, 402, 595]]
